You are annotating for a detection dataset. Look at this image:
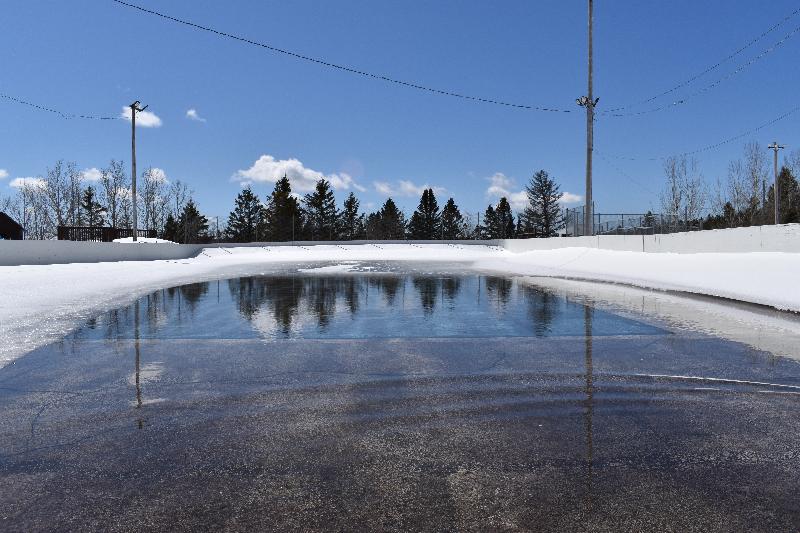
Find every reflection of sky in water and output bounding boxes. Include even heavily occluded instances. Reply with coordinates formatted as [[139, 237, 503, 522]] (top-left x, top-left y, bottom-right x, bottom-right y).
[[74, 275, 665, 341]]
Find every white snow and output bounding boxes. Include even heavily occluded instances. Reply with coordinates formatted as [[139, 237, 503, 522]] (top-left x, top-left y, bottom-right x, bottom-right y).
[[112, 237, 175, 244], [1, 243, 799, 366]]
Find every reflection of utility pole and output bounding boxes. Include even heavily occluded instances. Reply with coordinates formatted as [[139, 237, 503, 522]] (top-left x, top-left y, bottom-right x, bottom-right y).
[[134, 299, 143, 429], [129, 101, 148, 242], [768, 142, 785, 224], [583, 302, 594, 518], [577, 0, 598, 237]]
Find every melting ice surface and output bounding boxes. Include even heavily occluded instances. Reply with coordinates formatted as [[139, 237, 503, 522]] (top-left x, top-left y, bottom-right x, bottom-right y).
[[71, 274, 665, 342]]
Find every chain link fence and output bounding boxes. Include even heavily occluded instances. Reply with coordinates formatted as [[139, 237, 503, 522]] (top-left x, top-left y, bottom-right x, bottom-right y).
[[564, 207, 703, 237]]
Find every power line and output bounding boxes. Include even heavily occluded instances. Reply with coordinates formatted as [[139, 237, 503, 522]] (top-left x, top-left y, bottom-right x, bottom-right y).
[[597, 104, 800, 161], [602, 21, 800, 117], [110, 0, 573, 114], [604, 6, 800, 114], [0, 91, 120, 120]]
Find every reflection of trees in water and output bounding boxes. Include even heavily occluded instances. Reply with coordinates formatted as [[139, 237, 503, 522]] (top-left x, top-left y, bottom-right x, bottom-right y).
[[178, 283, 208, 311], [442, 277, 461, 302], [229, 277, 304, 335], [369, 276, 402, 306], [304, 277, 339, 328], [413, 277, 440, 314], [523, 287, 560, 337], [228, 277, 269, 320], [341, 277, 360, 315], [485, 277, 512, 307]]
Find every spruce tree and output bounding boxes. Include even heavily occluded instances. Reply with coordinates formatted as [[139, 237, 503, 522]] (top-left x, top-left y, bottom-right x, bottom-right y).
[[523, 170, 564, 237], [367, 198, 406, 239], [480, 204, 497, 239], [494, 197, 515, 238], [226, 187, 263, 242], [302, 179, 339, 241], [162, 213, 179, 242], [407, 188, 441, 239], [263, 175, 303, 241], [340, 192, 365, 240], [440, 197, 467, 239], [176, 199, 209, 244], [81, 186, 106, 228]]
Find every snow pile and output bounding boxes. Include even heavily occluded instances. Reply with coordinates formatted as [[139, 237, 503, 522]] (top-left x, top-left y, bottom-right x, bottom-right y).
[[112, 237, 175, 244], [1, 242, 799, 366]]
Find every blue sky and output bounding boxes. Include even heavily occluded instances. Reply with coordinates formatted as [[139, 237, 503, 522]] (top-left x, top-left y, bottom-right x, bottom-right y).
[[1, 0, 799, 221]]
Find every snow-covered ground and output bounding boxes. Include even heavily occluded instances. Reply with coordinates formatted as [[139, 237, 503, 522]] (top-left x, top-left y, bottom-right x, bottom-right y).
[[1, 243, 799, 366]]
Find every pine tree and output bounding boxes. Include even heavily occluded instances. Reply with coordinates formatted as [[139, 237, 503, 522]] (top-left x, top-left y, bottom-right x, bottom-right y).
[[176, 199, 209, 244], [366, 198, 406, 239], [522, 170, 564, 237], [263, 175, 303, 241], [495, 197, 515, 238], [407, 188, 441, 239], [479, 204, 497, 239], [162, 213, 179, 242], [226, 187, 263, 242], [302, 179, 339, 241], [765, 166, 800, 224], [340, 192, 365, 240], [81, 186, 106, 228], [440, 197, 467, 239]]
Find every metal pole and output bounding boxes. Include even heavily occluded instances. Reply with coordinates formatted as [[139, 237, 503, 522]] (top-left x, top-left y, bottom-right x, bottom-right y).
[[584, 0, 594, 237], [768, 141, 785, 225], [129, 101, 149, 241], [130, 102, 137, 241]]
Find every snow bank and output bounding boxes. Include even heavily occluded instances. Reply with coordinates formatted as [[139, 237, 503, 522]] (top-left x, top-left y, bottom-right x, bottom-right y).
[[112, 237, 175, 244], [1, 242, 799, 366]]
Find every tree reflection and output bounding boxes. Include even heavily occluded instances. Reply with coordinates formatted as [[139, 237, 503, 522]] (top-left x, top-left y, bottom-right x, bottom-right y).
[[305, 277, 339, 328], [413, 276, 440, 314], [341, 277, 360, 315], [524, 287, 560, 337], [441, 277, 461, 302], [370, 276, 402, 306], [485, 277, 512, 307]]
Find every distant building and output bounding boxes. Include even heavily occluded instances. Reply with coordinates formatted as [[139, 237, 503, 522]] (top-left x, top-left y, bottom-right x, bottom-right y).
[[0, 212, 23, 240]]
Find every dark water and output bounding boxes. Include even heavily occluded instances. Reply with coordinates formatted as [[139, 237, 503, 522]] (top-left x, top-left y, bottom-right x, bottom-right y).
[[1, 271, 800, 532], [75, 274, 663, 341]]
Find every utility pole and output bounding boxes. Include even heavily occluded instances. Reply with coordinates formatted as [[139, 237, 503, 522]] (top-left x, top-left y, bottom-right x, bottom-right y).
[[768, 141, 785, 224], [129, 101, 148, 242], [577, 0, 598, 237]]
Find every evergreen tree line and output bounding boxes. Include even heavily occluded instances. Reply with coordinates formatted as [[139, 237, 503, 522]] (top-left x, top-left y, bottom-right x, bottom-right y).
[[224, 171, 568, 242]]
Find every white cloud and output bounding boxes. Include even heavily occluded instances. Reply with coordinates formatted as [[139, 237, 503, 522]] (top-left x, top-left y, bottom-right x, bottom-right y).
[[120, 106, 162, 128], [484, 172, 583, 210], [10, 177, 46, 189], [145, 167, 168, 183], [186, 108, 206, 122], [81, 167, 102, 182], [372, 179, 446, 198], [559, 191, 583, 205], [485, 172, 528, 211], [233, 154, 363, 193], [0, 169, 8, 180]]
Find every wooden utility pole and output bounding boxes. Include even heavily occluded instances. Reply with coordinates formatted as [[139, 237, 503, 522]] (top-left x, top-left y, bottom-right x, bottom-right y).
[[129, 101, 148, 242], [577, 0, 598, 237], [768, 141, 785, 224]]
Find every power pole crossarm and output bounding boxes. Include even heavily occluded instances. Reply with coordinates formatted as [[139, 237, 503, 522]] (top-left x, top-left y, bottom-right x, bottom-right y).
[[768, 141, 785, 225]]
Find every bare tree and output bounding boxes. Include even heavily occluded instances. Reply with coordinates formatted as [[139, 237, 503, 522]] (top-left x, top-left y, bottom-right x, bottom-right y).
[[744, 141, 768, 224], [43, 160, 70, 230], [100, 159, 127, 228], [660, 155, 707, 230]]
